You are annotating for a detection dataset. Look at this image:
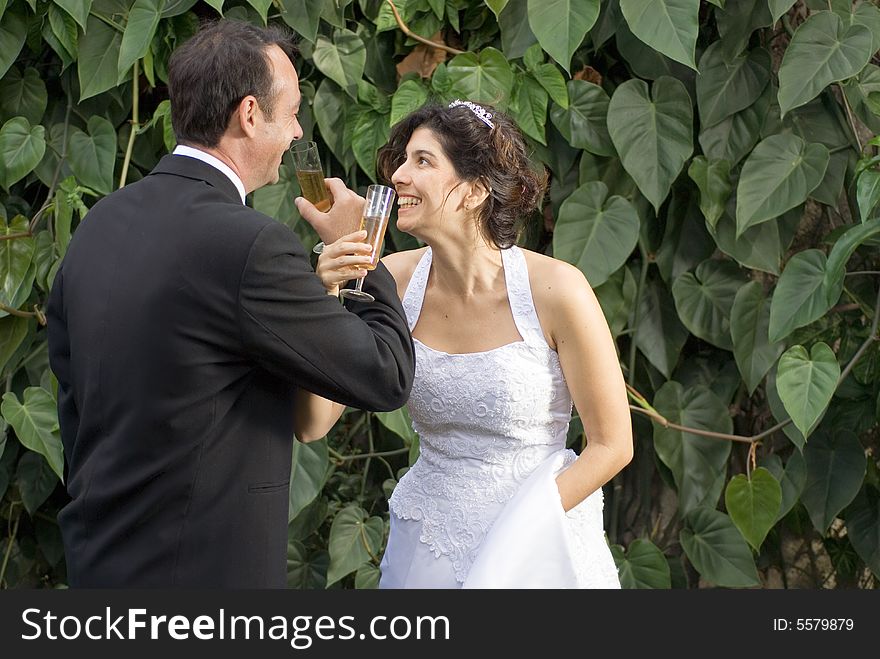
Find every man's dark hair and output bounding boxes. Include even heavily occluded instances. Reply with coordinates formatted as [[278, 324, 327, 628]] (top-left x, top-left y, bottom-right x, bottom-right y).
[[168, 20, 298, 148]]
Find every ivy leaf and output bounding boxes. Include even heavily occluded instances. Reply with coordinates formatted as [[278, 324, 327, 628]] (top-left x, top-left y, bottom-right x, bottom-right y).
[[312, 29, 366, 99], [778, 12, 873, 117], [117, 0, 166, 83], [735, 134, 828, 237], [553, 181, 640, 287], [724, 467, 782, 551], [801, 430, 866, 534], [390, 79, 429, 127], [1, 388, 64, 481], [845, 486, 880, 577], [77, 14, 124, 101], [610, 538, 672, 589], [326, 505, 384, 586], [696, 43, 770, 127], [776, 343, 840, 439], [549, 80, 613, 156], [607, 77, 693, 213], [0, 117, 46, 191], [652, 382, 732, 516], [671, 259, 746, 351], [16, 450, 59, 515], [447, 48, 515, 107], [527, 0, 599, 73], [687, 156, 731, 228], [769, 249, 841, 344], [67, 115, 116, 196], [288, 439, 329, 522], [620, 0, 699, 69], [730, 282, 785, 395], [0, 214, 35, 312], [680, 507, 760, 587]]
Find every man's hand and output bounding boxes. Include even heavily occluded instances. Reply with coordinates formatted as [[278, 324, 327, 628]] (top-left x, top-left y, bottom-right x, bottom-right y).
[[295, 178, 365, 244], [315, 231, 372, 297]]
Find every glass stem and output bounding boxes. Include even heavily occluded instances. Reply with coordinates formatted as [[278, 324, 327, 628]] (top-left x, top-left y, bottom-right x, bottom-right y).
[[354, 277, 365, 293]]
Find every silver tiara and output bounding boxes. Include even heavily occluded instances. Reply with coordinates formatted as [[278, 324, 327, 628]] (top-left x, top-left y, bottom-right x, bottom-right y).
[[448, 99, 494, 129]]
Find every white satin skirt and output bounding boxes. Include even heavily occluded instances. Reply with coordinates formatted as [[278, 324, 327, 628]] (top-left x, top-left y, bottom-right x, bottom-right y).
[[379, 450, 621, 589]]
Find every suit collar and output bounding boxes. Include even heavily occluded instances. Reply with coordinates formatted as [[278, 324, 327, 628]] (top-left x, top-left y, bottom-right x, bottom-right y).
[[149, 154, 245, 204]]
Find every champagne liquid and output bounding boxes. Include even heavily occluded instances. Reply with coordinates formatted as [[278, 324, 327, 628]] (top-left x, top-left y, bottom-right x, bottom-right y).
[[295, 169, 332, 212], [360, 214, 389, 270]]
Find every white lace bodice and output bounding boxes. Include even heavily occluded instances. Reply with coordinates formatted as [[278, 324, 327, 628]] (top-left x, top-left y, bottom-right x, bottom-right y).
[[388, 246, 576, 582]]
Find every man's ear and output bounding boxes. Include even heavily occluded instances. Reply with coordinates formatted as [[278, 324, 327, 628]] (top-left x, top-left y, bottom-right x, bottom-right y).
[[236, 95, 259, 137], [464, 179, 490, 210]]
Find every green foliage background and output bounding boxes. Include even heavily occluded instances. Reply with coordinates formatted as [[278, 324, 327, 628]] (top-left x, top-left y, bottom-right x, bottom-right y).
[[1, 0, 879, 589]]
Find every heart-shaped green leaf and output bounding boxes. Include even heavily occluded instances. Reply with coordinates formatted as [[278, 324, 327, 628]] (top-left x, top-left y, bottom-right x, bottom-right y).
[[776, 343, 840, 439], [16, 449, 60, 515], [716, 0, 773, 61], [769, 249, 841, 343], [326, 505, 384, 585], [0, 117, 46, 191], [735, 134, 829, 237], [0, 8, 27, 80], [530, 63, 568, 108], [801, 429, 866, 534], [672, 259, 746, 351], [607, 76, 693, 212], [687, 156, 732, 228], [550, 80, 613, 156], [0, 67, 48, 125], [699, 81, 771, 168], [0, 316, 28, 374], [652, 382, 732, 515], [553, 181, 640, 287], [447, 48, 515, 107], [610, 538, 671, 589], [1, 388, 63, 480], [288, 438, 329, 522], [287, 539, 328, 589], [390, 79, 429, 127], [620, 0, 699, 69], [725, 467, 782, 551], [77, 14, 124, 101], [67, 115, 116, 196], [595, 265, 637, 337], [510, 75, 549, 145], [769, 1, 798, 23], [54, 0, 92, 30], [759, 451, 807, 521], [635, 278, 689, 378], [1, 214, 35, 312], [278, 0, 323, 43], [778, 12, 873, 116], [312, 29, 366, 99], [730, 282, 786, 394], [845, 486, 880, 577], [696, 43, 770, 127], [376, 406, 417, 445], [117, 0, 165, 82], [824, 219, 880, 305], [527, 0, 599, 73], [680, 507, 760, 587]]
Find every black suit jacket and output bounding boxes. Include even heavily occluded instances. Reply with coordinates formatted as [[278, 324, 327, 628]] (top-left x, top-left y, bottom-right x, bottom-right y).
[[46, 154, 414, 587]]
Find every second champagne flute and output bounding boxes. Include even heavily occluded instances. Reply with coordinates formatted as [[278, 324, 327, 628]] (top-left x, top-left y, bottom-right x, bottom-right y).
[[290, 140, 331, 254], [339, 184, 396, 303]]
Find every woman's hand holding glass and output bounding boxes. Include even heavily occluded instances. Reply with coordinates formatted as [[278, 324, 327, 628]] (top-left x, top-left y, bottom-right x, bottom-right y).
[[315, 231, 374, 297]]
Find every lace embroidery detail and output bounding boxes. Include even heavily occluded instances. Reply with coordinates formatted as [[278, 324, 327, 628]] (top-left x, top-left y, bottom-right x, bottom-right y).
[[391, 246, 585, 582]]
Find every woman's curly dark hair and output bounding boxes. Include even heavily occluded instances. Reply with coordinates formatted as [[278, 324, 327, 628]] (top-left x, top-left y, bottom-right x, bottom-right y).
[[376, 101, 548, 249]]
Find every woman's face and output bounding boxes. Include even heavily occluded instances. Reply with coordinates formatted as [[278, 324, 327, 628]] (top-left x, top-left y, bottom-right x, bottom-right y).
[[390, 127, 467, 239]]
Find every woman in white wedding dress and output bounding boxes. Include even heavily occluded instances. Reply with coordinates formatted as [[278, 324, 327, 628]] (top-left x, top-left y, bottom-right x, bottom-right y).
[[296, 101, 632, 588]]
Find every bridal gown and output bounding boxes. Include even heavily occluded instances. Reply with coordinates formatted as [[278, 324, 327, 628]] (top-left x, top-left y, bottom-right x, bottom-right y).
[[378, 246, 621, 588]]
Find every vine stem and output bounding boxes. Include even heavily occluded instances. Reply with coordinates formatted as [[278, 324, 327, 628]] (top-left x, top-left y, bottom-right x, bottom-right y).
[[385, 0, 464, 55], [0, 304, 46, 325], [119, 60, 140, 189], [839, 83, 864, 153], [0, 503, 21, 588]]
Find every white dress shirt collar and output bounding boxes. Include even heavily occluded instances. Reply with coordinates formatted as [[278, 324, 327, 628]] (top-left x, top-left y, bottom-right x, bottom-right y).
[[172, 144, 247, 204]]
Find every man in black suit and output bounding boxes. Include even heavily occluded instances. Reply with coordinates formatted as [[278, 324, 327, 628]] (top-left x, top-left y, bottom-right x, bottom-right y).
[[46, 20, 414, 587]]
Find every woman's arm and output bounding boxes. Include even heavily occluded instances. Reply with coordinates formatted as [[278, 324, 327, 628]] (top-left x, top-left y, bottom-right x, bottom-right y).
[[542, 261, 634, 512], [291, 232, 374, 441]]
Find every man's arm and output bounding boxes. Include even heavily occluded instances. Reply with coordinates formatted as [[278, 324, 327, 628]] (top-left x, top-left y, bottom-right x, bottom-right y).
[[238, 221, 414, 412]]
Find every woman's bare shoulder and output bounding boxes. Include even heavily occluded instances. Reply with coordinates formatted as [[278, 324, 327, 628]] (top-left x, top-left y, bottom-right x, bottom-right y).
[[381, 247, 429, 297], [519, 248, 591, 300]]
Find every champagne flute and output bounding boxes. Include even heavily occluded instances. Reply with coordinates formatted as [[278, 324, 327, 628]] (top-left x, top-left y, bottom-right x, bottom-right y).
[[339, 184, 396, 303], [290, 140, 331, 254]]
